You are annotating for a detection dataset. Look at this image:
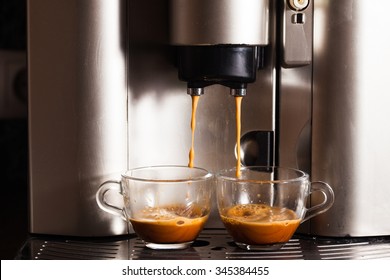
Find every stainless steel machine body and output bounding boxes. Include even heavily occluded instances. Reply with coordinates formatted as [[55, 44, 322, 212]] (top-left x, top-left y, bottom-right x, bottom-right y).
[[28, 0, 128, 236], [280, 0, 390, 236], [310, 0, 390, 236], [28, 0, 390, 237]]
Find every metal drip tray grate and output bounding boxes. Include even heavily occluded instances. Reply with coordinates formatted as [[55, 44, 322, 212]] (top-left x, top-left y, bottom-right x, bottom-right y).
[[17, 230, 390, 260]]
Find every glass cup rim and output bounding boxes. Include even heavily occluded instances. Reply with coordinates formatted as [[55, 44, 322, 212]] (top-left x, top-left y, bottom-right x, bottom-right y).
[[216, 166, 309, 184], [121, 165, 213, 183]]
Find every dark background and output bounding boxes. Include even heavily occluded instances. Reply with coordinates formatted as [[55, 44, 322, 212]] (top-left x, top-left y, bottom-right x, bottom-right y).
[[0, 0, 29, 259]]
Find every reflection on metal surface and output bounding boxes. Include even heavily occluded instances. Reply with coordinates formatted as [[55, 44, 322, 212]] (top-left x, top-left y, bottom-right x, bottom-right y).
[[170, 0, 269, 45], [311, 0, 390, 236], [18, 230, 390, 260], [19, 237, 131, 260], [28, 0, 128, 236]]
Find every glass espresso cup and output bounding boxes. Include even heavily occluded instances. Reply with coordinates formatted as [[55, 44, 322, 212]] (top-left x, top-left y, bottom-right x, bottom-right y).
[[216, 166, 335, 251], [96, 165, 213, 249]]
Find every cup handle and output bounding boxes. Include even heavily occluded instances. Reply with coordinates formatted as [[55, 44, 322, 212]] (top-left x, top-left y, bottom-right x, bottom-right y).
[[96, 180, 127, 221], [302, 181, 335, 223]]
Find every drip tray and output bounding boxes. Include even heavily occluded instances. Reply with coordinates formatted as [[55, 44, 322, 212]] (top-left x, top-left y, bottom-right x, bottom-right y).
[[17, 229, 390, 260]]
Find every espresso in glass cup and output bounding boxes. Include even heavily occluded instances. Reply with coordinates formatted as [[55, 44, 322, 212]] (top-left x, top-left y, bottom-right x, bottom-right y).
[[96, 165, 213, 249], [216, 166, 334, 251]]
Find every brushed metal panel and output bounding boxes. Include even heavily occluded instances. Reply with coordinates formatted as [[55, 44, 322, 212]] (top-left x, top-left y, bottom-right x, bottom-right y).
[[311, 0, 390, 236], [278, 0, 313, 174], [28, 0, 128, 236], [170, 0, 269, 45]]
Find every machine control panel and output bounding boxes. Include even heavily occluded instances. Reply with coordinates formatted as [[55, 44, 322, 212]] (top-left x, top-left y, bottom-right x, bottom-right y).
[[283, 0, 313, 66]]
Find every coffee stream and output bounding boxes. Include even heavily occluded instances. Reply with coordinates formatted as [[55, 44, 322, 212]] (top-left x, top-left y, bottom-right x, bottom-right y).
[[235, 96, 243, 178], [188, 94, 242, 178], [188, 95, 200, 168]]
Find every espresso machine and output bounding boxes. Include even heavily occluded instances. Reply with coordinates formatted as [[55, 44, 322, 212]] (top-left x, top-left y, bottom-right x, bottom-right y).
[[27, 0, 390, 243]]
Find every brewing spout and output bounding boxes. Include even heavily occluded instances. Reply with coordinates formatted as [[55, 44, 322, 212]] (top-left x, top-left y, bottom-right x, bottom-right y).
[[187, 87, 204, 96], [230, 88, 247, 97]]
